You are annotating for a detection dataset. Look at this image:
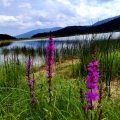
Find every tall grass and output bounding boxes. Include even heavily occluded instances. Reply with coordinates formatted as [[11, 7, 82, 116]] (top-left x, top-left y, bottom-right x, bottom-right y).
[[0, 33, 120, 119], [0, 70, 120, 119]]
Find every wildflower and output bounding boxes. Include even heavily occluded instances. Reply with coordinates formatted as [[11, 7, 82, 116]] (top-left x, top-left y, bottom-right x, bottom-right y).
[[87, 83, 98, 90], [27, 81, 32, 86], [46, 32, 55, 104], [26, 56, 32, 85], [85, 91, 99, 102], [31, 90, 35, 95], [85, 104, 95, 110], [26, 58, 32, 75], [85, 42, 99, 110], [31, 98, 36, 106], [26, 56, 36, 106], [32, 77, 36, 82]]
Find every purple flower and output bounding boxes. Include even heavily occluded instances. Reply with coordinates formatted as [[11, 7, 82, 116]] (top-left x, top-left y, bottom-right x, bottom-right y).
[[88, 62, 94, 67], [31, 90, 35, 95], [87, 67, 97, 72], [87, 83, 98, 90], [46, 34, 55, 104], [93, 71, 99, 77], [26, 58, 32, 74], [27, 59, 32, 65], [46, 67, 52, 71], [32, 77, 36, 82], [26, 68, 30, 74], [47, 60, 53, 66], [46, 37, 54, 78], [93, 60, 99, 67], [85, 104, 95, 110], [31, 98, 36, 106], [27, 81, 32, 86], [92, 76, 98, 83], [86, 76, 98, 83], [85, 91, 99, 102], [47, 72, 52, 77], [26, 57, 36, 106], [88, 61, 99, 67], [85, 60, 99, 109]]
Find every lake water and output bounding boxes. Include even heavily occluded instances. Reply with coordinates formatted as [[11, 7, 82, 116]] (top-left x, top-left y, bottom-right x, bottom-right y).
[[0, 32, 120, 65], [3, 31, 120, 49]]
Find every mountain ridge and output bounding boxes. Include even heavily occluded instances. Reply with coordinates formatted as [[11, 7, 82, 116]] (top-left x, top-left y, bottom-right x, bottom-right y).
[[32, 15, 120, 38], [15, 27, 62, 38], [93, 15, 120, 26]]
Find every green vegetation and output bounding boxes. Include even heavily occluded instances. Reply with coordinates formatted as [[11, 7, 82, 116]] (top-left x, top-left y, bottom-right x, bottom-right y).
[[0, 34, 120, 119]]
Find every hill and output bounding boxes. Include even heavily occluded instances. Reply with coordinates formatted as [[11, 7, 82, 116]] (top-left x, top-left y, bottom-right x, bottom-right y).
[[92, 15, 120, 26], [31, 16, 120, 38], [15, 27, 62, 38], [0, 34, 16, 40]]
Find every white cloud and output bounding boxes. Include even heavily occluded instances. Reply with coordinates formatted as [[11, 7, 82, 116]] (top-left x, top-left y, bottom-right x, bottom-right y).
[[18, 3, 31, 9], [0, 15, 17, 23], [1, 0, 13, 6], [36, 21, 43, 26], [0, 0, 120, 36]]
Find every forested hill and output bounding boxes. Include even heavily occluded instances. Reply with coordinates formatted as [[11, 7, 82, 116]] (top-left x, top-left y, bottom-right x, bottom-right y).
[[31, 16, 120, 38], [0, 34, 16, 40]]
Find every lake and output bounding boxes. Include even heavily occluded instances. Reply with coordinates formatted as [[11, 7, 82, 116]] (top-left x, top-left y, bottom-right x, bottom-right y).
[[0, 32, 120, 65]]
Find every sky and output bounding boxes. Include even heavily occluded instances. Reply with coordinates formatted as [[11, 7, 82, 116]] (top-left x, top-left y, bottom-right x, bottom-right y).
[[0, 0, 120, 36]]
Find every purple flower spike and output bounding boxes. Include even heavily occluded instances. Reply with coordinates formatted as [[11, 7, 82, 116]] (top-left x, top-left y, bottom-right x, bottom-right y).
[[26, 56, 36, 106], [27, 59, 32, 65], [85, 60, 99, 109], [46, 33, 55, 104]]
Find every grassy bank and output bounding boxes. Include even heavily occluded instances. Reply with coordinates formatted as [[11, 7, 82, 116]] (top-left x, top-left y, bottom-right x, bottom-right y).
[[0, 58, 120, 120]]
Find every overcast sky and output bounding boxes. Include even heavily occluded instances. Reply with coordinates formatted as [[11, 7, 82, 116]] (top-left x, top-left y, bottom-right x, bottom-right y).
[[0, 0, 119, 36]]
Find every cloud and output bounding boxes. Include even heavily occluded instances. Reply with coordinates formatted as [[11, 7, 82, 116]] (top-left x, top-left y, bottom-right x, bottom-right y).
[[0, 15, 17, 23], [18, 3, 31, 9], [1, 0, 13, 6], [0, 0, 120, 36]]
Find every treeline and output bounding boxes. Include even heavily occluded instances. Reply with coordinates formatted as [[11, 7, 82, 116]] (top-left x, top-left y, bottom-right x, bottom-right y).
[[0, 34, 16, 40]]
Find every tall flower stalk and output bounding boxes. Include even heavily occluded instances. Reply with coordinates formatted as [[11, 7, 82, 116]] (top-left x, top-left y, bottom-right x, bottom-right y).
[[26, 55, 36, 105], [46, 32, 55, 104], [85, 42, 99, 110]]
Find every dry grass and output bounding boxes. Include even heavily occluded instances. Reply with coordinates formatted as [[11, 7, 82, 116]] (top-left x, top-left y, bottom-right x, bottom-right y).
[[34, 58, 79, 77]]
